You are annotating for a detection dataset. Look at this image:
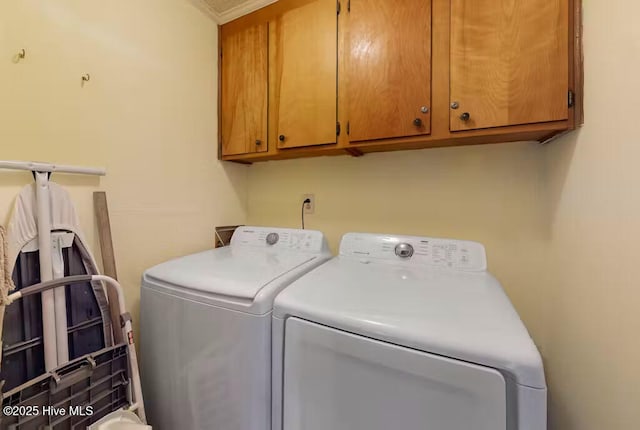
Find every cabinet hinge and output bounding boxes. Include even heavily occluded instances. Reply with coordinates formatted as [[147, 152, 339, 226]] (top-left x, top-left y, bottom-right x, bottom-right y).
[[346, 121, 350, 135], [337, 121, 341, 136], [568, 90, 575, 108], [337, 0, 341, 15]]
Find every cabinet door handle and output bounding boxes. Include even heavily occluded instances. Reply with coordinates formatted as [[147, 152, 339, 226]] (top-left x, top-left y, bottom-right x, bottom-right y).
[[255, 139, 262, 146], [413, 118, 423, 127], [460, 112, 471, 121], [279, 135, 286, 142]]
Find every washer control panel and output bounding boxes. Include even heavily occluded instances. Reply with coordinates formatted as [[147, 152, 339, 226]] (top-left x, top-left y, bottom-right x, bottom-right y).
[[231, 227, 328, 253], [340, 233, 487, 271]]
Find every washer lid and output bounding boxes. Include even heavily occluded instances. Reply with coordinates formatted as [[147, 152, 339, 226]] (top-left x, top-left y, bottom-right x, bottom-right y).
[[145, 247, 320, 300], [274, 257, 546, 389]]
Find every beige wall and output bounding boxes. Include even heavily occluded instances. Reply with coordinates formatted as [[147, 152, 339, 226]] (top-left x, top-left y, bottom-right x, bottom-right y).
[[0, 0, 248, 330], [538, 0, 640, 427], [247, 1, 640, 429]]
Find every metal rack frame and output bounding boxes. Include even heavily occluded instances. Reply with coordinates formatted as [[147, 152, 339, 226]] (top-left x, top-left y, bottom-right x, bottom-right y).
[[0, 161, 105, 370], [1, 160, 146, 421]]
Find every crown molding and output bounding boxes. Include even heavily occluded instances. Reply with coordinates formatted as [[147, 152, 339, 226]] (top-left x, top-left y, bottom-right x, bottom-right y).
[[189, 0, 278, 24]]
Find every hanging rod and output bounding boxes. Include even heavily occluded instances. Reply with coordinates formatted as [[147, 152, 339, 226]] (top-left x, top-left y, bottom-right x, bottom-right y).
[[0, 160, 106, 176]]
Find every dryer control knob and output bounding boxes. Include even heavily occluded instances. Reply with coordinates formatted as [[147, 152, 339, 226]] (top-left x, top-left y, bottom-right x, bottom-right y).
[[395, 243, 414, 259], [266, 232, 280, 246]]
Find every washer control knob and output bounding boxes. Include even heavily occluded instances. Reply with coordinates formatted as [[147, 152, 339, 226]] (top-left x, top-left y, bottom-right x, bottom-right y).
[[395, 243, 414, 259], [266, 232, 280, 246]]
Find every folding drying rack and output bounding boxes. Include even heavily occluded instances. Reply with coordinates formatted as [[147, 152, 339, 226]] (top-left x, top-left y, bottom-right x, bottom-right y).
[[0, 161, 145, 427]]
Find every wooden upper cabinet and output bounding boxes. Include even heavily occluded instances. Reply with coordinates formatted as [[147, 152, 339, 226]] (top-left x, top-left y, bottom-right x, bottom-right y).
[[219, 0, 580, 161], [346, 0, 432, 142], [450, 0, 569, 131], [221, 24, 268, 156], [270, 0, 338, 149]]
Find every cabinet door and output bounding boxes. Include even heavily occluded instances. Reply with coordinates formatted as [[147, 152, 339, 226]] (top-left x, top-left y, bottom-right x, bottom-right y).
[[450, 0, 569, 131], [346, 0, 432, 143], [270, 0, 338, 149], [221, 24, 268, 156]]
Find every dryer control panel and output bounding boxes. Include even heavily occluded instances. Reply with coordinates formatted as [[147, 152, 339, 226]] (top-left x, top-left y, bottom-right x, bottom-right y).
[[339, 233, 487, 271], [231, 227, 329, 254]]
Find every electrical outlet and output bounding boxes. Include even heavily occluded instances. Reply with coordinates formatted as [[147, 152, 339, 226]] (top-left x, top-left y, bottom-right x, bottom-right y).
[[302, 194, 315, 215]]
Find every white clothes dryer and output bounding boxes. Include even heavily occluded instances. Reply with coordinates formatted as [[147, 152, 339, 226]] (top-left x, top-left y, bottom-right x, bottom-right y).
[[272, 232, 546, 430]]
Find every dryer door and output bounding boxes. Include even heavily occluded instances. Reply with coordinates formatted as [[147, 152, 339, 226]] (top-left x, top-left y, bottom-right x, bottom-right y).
[[282, 318, 507, 430]]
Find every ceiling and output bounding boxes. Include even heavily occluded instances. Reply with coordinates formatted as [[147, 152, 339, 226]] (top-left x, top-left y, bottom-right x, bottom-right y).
[[190, 0, 278, 23]]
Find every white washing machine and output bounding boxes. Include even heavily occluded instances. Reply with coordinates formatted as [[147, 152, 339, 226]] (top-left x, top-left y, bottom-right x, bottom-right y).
[[139, 226, 331, 430], [272, 232, 546, 430]]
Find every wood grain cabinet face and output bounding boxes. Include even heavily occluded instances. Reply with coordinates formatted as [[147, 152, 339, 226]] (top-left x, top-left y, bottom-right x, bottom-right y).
[[219, 0, 580, 162], [450, 0, 569, 131], [346, 0, 432, 142], [221, 24, 268, 156], [270, 0, 338, 149]]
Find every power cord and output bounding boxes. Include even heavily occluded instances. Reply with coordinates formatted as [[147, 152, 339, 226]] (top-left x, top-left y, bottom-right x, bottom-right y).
[[301, 198, 311, 229]]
